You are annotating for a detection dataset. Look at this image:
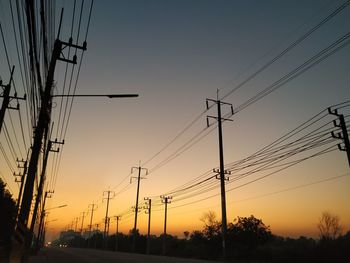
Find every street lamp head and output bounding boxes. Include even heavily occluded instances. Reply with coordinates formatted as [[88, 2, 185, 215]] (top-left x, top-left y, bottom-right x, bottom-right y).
[[107, 94, 139, 98], [52, 94, 139, 98]]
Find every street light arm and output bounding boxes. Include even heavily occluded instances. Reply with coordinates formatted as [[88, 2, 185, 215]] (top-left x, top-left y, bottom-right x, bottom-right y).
[[52, 94, 139, 98], [45, 204, 67, 211]]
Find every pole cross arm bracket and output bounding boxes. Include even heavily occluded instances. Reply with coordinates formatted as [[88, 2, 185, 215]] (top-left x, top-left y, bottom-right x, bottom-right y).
[[337, 143, 346, 151], [331, 131, 343, 140], [57, 39, 86, 65], [328, 106, 350, 167], [328, 107, 339, 116]]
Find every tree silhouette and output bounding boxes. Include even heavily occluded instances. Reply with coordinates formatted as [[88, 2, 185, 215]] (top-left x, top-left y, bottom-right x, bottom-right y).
[[228, 215, 273, 258], [317, 211, 342, 241], [200, 210, 220, 240], [0, 178, 17, 261]]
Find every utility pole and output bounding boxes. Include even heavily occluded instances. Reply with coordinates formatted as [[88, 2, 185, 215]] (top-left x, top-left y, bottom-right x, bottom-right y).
[[30, 139, 62, 237], [130, 165, 148, 252], [35, 191, 53, 252], [74, 217, 79, 232], [328, 107, 350, 166], [160, 195, 172, 256], [103, 190, 115, 248], [206, 95, 234, 260], [0, 66, 25, 132], [107, 217, 111, 238], [144, 197, 152, 255], [114, 216, 121, 251], [17, 35, 86, 246], [14, 159, 28, 215], [80, 212, 86, 233], [0, 66, 14, 132], [87, 203, 98, 248]]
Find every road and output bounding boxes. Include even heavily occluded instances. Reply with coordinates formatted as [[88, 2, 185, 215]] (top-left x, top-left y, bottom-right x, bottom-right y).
[[27, 248, 218, 263]]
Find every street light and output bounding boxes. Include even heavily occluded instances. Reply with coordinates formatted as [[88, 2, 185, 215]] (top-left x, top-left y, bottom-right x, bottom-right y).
[[51, 94, 139, 98], [36, 204, 67, 252]]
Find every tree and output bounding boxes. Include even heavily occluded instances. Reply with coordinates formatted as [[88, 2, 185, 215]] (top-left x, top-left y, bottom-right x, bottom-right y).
[[200, 211, 220, 240], [228, 215, 273, 251], [0, 178, 17, 260], [317, 211, 342, 240]]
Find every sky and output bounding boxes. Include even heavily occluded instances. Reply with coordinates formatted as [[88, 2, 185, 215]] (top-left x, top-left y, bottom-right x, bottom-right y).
[[0, 0, 350, 242]]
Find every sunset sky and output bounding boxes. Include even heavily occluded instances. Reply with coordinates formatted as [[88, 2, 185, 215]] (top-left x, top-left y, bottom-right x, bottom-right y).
[[0, 0, 349, 242]]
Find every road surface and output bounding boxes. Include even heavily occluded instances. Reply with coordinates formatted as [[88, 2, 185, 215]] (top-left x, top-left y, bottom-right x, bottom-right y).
[[27, 248, 218, 263]]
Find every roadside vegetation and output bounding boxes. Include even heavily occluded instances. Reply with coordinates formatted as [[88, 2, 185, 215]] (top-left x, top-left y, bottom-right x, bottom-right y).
[[53, 210, 349, 262]]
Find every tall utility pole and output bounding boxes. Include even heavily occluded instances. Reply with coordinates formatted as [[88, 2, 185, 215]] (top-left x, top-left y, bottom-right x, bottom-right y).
[[130, 165, 148, 252], [17, 36, 86, 242], [87, 203, 98, 248], [160, 195, 172, 256], [14, 159, 28, 215], [114, 216, 121, 251], [0, 66, 25, 132], [144, 197, 152, 254], [206, 96, 234, 260], [74, 217, 79, 232], [103, 190, 115, 239], [328, 107, 350, 166], [0, 66, 14, 132], [30, 139, 62, 236], [80, 212, 86, 233], [35, 190, 53, 252]]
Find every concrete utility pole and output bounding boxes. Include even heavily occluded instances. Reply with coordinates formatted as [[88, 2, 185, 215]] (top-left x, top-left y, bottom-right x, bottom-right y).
[[14, 159, 27, 216], [130, 165, 148, 252], [328, 107, 350, 166], [17, 36, 86, 246], [114, 216, 121, 251], [74, 217, 79, 232], [206, 95, 234, 260], [160, 195, 172, 256], [0, 66, 14, 132], [103, 190, 115, 240], [30, 139, 62, 237], [0, 66, 25, 132], [144, 197, 152, 255], [87, 203, 98, 248], [35, 191, 53, 252], [80, 212, 86, 233]]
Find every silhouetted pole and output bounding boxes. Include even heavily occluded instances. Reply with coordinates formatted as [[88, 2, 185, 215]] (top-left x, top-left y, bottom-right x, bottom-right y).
[[30, 139, 62, 236], [131, 165, 148, 252], [74, 217, 79, 232], [144, 197, 152, 254], [35, 191, 53, 251], [18, 40, 61, 230], [161, 195, 172, 256], [0, 66, 16, 133], [103, 191, 115, 250], [114, 216, 121, 251], [14, 159, 27, 216], [328, 107, 350, 166], [107, 217, 111, 236], [18, 36, 85, 243], [80, 212, 86, 233], [103, 191, 115, 240], [88, 203, 98, 248], [36, 201, 65, 252], [206, 96, 233, 260]]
